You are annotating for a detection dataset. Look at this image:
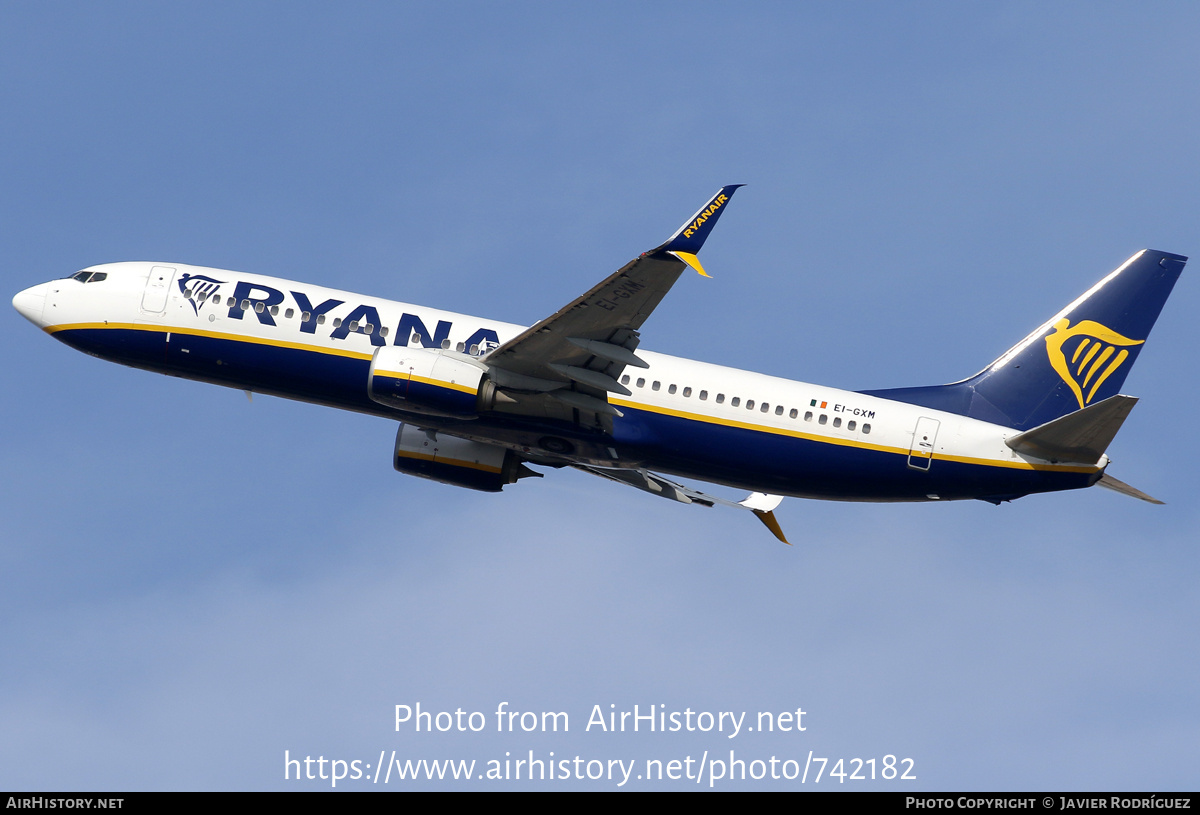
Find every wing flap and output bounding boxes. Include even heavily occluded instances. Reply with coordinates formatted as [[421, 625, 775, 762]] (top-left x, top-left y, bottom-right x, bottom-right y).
[[574, 464, 790, 544]]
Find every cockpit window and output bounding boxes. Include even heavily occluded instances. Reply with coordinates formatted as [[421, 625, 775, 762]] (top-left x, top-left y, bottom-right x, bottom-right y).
[[69, 271, 108, 283], [71, 271, 91, 282], [88, 272, 107, 283]]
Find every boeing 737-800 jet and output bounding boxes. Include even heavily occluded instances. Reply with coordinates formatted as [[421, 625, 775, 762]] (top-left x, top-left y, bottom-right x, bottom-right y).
[[12, 187, 1185, 543]]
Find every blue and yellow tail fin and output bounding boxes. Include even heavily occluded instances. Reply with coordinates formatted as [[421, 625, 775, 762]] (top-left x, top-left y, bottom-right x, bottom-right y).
[[863, 250, 1186, 430]]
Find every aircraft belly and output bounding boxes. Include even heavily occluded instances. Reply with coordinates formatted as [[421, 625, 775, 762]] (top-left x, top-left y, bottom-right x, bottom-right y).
[[53, 325, 378, 413], [611, 405, 1093, 501], [52, 324, 1097, 502]]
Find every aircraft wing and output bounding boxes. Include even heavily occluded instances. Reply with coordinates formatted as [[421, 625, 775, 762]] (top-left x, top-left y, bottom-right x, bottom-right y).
[[481, 185, 742, 428], [572, 463, 790, 544]]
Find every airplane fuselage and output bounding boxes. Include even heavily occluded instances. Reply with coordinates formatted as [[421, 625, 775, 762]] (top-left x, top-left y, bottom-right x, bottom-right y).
[[15, 261, 1101, 504]]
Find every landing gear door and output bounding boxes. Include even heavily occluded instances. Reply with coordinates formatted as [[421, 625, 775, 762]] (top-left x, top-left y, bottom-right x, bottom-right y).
[[907, 416, 940, 471], [141, 265, 178, 314]]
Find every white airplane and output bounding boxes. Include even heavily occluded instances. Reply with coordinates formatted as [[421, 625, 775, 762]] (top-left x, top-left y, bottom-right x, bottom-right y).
[[12, 187, 1185, 543]]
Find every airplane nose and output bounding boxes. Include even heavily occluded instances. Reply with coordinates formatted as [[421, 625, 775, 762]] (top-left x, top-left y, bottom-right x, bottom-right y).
[[13, 282, 49, 326]]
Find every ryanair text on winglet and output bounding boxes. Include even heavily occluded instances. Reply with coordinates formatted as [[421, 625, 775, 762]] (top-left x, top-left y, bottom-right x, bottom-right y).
[[682, 194, 730, 239]]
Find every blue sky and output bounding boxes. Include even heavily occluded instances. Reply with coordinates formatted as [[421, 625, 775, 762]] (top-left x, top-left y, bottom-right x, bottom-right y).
[[3, 2, 1198, 790]]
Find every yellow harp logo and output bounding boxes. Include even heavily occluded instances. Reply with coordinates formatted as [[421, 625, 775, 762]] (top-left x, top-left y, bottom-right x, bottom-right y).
[[1044, 318, 1144, 408]]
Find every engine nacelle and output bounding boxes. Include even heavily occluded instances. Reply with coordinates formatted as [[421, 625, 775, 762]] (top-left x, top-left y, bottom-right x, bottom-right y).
[[392, 423, 532, 492], [369, 345, 487, 418]]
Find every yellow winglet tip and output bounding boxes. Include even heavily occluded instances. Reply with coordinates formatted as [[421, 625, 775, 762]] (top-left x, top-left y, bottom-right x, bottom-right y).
[[754, 510, 790, 545], [670, 250, 712, 278]]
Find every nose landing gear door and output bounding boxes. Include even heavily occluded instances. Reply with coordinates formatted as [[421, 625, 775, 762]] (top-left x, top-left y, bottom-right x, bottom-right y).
[[907, 416, 940, 471]]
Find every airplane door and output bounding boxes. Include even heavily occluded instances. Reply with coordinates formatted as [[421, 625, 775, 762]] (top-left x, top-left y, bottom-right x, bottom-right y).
[[141, 265, 177, 314], [907, 416, 940, 471]]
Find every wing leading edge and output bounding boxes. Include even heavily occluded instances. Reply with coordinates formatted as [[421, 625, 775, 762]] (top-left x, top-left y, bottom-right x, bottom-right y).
[[475, 185, 787, 541], [481, 185, 744, 430]]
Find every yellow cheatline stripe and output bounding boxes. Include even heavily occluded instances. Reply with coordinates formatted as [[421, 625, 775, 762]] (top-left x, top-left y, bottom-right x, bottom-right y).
[[50, 322, 1096, 475], [47, 321, 375, 361], [407, 373, 478, 395], [375, 369, 477, 396], [394, 450, 503, 473], [608, 397, 1099, 474]]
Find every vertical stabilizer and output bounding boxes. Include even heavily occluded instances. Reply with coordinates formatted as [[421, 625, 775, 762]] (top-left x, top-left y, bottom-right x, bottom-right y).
[[862, 250, 1185, 430]]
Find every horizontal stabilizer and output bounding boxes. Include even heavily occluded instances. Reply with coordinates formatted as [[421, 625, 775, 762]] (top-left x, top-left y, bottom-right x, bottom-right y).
[[1005, 394, 1137, 464], [1096, 473, 1164, 504]]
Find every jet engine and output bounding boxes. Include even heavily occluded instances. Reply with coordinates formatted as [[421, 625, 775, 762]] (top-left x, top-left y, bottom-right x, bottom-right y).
[[392, 423, 539, 492]]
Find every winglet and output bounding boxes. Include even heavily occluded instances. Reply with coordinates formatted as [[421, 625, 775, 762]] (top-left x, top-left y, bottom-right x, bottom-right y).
[[659, 185, 744, 275], [669, 250, 712, 278]]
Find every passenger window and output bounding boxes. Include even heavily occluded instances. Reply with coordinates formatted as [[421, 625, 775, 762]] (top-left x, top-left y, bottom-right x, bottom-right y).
[[819, 414, 828, 425], [746, 400, 755, 410], [367, 324, 375, 334], [652, 381, 661, 391], [804, 411, 813, 421], [240, 300, 250, 310], [863, 423, 871, 434], [716, 394, 725, 404], [381, 327, 390, 338], [848, 420, 857, 431], [621, 375, 630, 385], [776, 405, 784, 415], [254, 302, 265, 313], [636, 378, 645, 388], [455, 341, 464, 351], [761, 403, 770, 413], [333, 318, 342, 328], [789, 408, 798, 419], [668, 384, 677, 395], [301, 311, 312, 323], [349, 320, 359, 331], [731, 397, 740, 407], [833, 417, 842, 428], [317, 314, 326, 325], [284, 308, 294, 319], [270, 305, 279, 316], [699, 390, 708, 400], [683, 387, 692, 397]]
